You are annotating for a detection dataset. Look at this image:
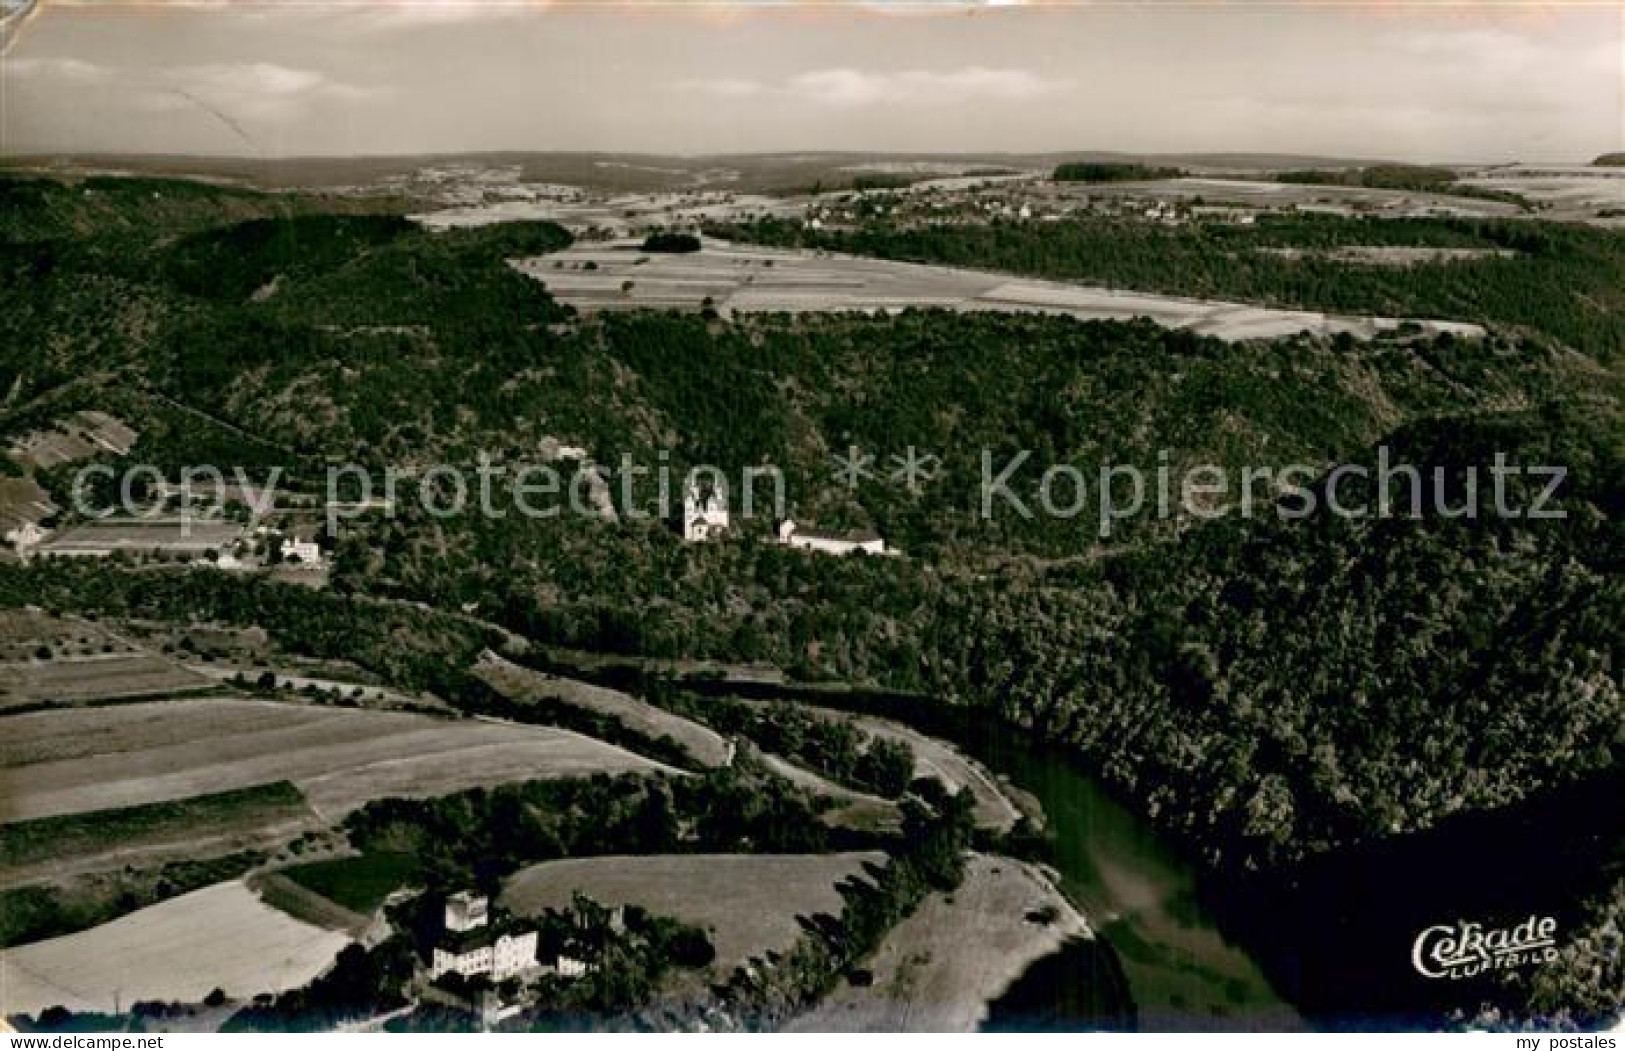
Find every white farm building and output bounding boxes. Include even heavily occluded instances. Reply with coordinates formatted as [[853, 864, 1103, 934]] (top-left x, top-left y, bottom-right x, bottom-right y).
[[777, 520, 887, 556]]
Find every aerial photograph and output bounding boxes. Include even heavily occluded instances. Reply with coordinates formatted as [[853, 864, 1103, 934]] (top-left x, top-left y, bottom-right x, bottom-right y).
[[0, 0, 1620, 1038]]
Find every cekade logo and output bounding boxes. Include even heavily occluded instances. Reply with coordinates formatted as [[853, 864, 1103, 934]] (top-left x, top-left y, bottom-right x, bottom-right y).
[[1411, 915, 1560, 979]]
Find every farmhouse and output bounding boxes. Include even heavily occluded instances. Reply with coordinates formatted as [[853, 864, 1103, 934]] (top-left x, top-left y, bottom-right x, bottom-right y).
[[283, 535, 323, 566], [543, 954, 590, 979], [777, 519, 887, 556], [538, 436, 589, 462], [429, 892, 540, 982], [0, 477, 58, 554], [4, 520, 50, 555]]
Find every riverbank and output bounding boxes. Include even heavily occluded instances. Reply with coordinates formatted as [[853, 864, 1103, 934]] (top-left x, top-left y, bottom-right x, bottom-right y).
[[527, 653, 1298, 1030], [787, 854, 1089, 1032]]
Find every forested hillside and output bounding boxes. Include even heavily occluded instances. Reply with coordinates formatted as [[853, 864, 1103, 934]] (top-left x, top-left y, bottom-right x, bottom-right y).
[[2, 175, 1619, 1028], [706, 214, 1625, 361]]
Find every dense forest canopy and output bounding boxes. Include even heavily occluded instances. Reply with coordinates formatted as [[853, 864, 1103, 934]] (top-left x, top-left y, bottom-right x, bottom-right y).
[[1051, 162, 1184, 183], [705, 213, 1625, 361], [1, 174, 1619, 1029]]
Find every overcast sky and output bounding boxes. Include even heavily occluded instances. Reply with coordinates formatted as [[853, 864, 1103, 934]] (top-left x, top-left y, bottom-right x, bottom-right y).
[[1, 1, 1619, 162]]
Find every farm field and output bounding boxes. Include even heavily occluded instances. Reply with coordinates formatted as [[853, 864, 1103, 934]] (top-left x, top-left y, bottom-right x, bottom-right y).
[[755, 750, 900, 833], [515, 239, 1484, 341], [0, 697, 674, 825], [501, 852, 883, 975], [249, 872, 374, 937], [34, 518, 247, 558], [1046, 176, 1522, 219], [414, 189, 800, 236], [788, 854, 1088, 1033], [6, 411, 137, 471], [1460, 165, 1625, 221], [0, 611, 219, 711], [0, 782, 310, 890], [0, 879, 349, 1018], [475, 653, 732, 768], [274, 852, 420, 916], [0, 653, 218, 711]]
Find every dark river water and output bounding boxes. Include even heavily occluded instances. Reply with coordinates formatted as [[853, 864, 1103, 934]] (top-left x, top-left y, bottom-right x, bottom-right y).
[[555, 663, 1623, 1032], [667, 676, 1301, 1029], [970, 729, 1302, 1031], [970, 727, 1623, 1033]]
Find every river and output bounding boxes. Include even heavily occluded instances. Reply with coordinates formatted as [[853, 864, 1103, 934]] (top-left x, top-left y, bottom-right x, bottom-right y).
[[854, 702, 1618, 1032], [544, 660, 1622, 1032], [654, 674, 1301, 1029], [961, 719, 1621, 1032], [971, 729, 1303, 1031]]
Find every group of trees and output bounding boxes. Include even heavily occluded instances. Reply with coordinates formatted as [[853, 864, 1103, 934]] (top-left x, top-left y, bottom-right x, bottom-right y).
[[1273, 165, 1530, 207], [1052, 162, 1183, 183], [343, 769, 839, 894], [2, 180, 581, 472], [223, 939, 419, 1032], [640, 231, 701, 254], [718, 782, 977, 1028], [646, 686, 916, 797]]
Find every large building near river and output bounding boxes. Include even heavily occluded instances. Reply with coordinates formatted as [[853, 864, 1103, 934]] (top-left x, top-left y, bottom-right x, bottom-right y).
[[429, 892, 539, 982]]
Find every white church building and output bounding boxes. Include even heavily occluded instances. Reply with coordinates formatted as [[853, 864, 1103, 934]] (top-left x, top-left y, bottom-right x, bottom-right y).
[[682, 480, 729, 542]]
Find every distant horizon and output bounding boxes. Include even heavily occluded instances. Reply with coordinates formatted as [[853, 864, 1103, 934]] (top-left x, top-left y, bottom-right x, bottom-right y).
[[1, 147, 1613, 169], [1, 2, 1618, 164]]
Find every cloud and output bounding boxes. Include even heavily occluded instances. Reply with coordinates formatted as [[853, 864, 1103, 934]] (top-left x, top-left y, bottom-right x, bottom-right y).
[[682, 66, 1067, 107], [42, 0, 542, 33], [5, 56, 378, 103], [151, 62, 388, 137], [852, 0, 1034, 13], [186, 62, 325, 97], [0, 56, 111, 82], [351, 0, 546, 29], [177, 61, 380, 103], [1393, 25, 1550, 69], [3, 55, 386, 150]]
